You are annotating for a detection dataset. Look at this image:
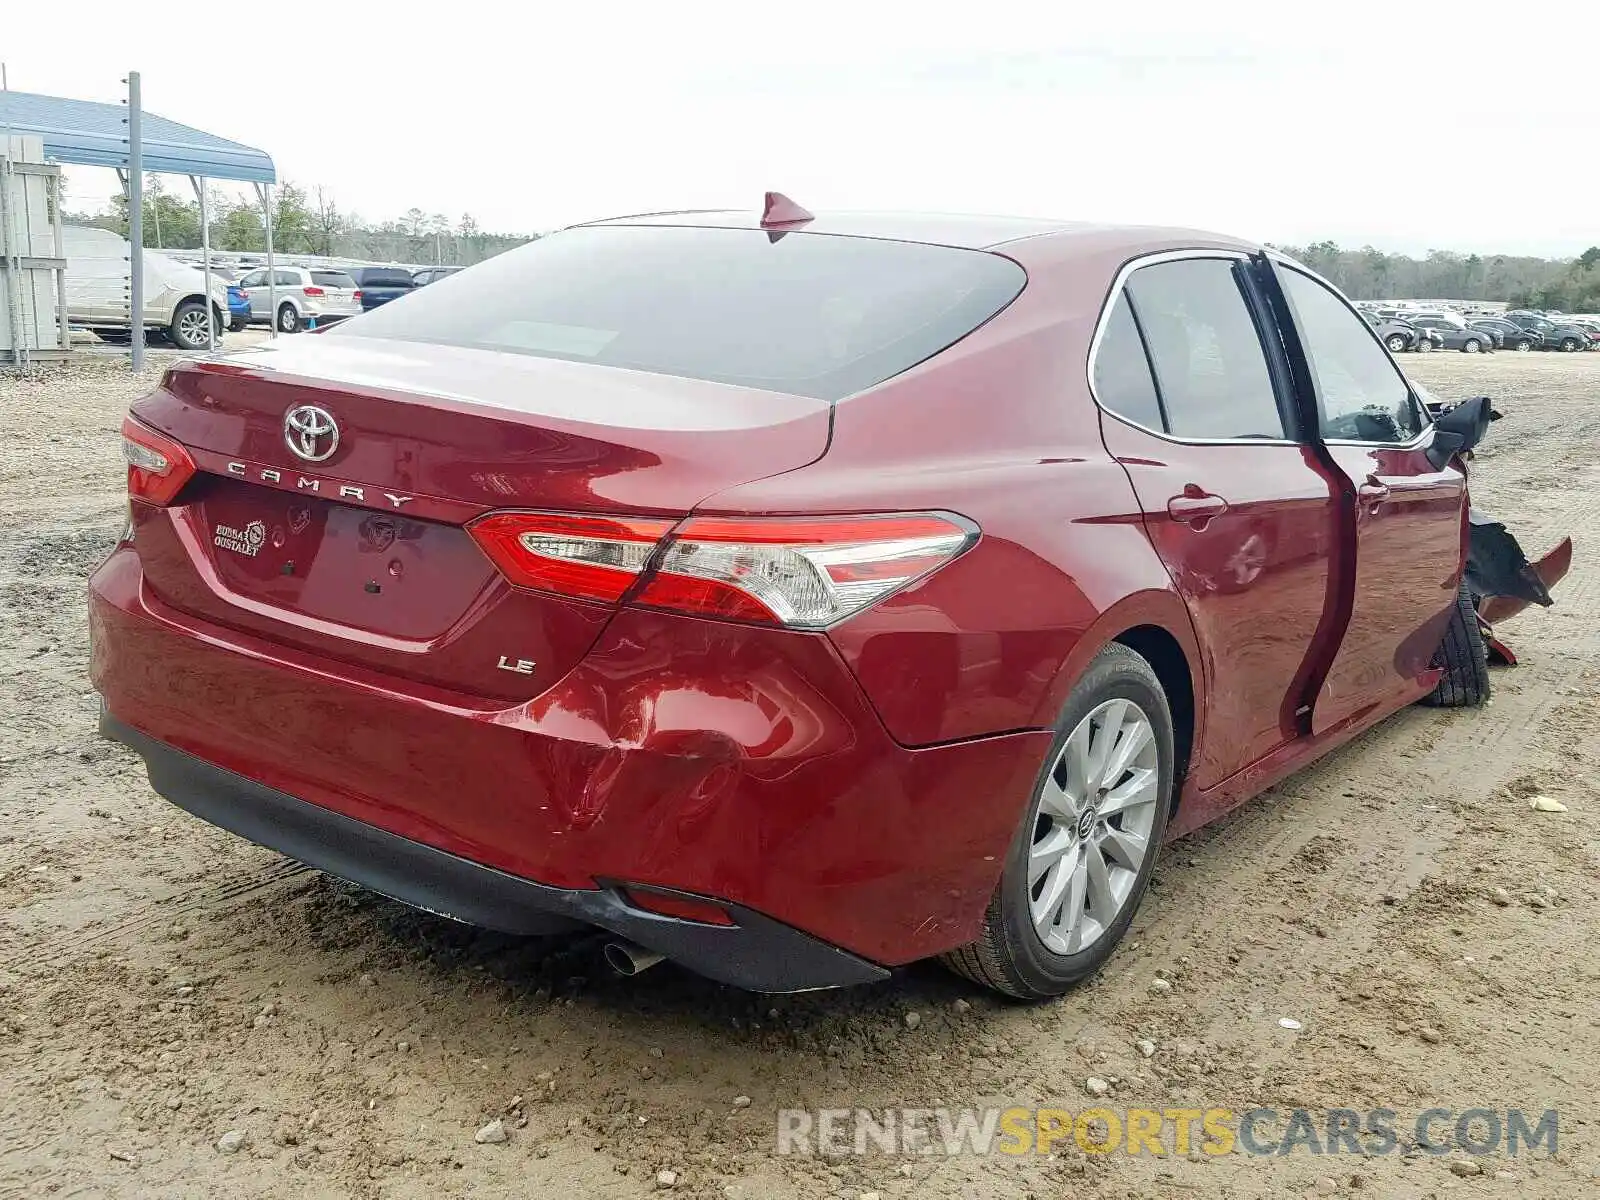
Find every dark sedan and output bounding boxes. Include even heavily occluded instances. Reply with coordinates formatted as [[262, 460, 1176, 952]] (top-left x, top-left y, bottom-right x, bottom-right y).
[[1403, 315, 1494, 354], [1363, 313, 1433, 352], [1506, 312, 1592, 352], [1468, 318, 1541, 352]]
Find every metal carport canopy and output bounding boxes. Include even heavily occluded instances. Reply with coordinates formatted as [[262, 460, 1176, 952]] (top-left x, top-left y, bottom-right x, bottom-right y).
[[0, 84, 278, 367], [0, 89, 275, 182]]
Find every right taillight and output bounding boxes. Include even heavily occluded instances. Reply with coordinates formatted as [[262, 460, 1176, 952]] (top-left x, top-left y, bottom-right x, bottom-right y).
[[636, 514, 974, 627], [467, 511, 675, 604], [469, 508, 974, 627], [121, 415, 197, 506]]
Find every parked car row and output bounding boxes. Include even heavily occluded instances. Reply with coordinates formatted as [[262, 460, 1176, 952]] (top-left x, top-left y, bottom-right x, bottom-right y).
[[230, 263, 461, 332], [1362, 311, 1450, 353], [62, 229, 477, 348], [1357, 301, 1600, 354]]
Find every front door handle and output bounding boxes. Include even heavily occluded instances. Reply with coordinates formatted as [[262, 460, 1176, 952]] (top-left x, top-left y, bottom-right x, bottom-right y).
[[1357, 476, 1391, 503], [1167, 487, 1230, 525]]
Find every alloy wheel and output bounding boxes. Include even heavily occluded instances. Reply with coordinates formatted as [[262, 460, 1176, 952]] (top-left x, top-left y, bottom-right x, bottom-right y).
[[1027, 698, 1160, 955], [177, 310, 210, 345]]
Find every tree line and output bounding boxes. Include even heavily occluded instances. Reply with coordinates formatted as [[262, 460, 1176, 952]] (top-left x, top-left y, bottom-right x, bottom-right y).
[[66, 178, 534, 266], [1274, 241, 1600, 312]]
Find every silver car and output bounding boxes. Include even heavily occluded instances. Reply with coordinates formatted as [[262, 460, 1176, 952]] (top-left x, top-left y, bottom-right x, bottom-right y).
[[237, 266, 362, 333]]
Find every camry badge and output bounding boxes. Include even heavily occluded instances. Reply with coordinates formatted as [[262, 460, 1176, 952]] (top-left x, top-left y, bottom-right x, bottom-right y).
[[283, 404, 340, 463]]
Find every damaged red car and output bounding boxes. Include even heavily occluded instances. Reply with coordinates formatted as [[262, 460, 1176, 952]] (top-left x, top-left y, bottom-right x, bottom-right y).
[[89, 198, 1571, 999]]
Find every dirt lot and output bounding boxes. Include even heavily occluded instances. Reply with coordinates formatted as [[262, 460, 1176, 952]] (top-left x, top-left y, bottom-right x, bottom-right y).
[[1, 347, 1596, 1199]]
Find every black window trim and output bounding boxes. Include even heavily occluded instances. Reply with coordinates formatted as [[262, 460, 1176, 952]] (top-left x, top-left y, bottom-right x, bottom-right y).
[[1085, 248, 1301, 448], [1264, 254, 1434, 451]]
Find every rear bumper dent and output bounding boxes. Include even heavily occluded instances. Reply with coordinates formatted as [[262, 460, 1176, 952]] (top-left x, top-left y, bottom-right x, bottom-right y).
[[102, 712, 889, 993]]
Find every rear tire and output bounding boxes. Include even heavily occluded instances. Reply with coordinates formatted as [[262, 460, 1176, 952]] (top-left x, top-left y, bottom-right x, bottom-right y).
[[1419, 581, 1490, 708], [941, 643, 1174, 999]]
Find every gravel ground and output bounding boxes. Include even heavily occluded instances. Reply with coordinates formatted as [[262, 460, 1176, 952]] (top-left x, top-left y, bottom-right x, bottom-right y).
[[1, 347, 1597, 1199]]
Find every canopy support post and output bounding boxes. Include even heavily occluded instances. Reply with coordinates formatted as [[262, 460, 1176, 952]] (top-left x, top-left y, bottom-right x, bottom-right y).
[[126, 70, 143, 371], [189, 175, 215, 352], [254, 181, 275, 338]]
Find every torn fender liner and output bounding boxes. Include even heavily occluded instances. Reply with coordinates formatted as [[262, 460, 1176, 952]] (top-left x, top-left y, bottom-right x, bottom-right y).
[[1464, 505, 1573, 625]]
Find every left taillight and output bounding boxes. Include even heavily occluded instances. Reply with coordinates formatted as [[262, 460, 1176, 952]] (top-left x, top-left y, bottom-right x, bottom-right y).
[[121, 415, 197, 506], [468, 509, 976, 628]]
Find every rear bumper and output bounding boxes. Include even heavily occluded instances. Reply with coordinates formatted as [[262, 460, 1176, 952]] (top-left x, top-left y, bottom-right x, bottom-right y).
[[89, 544, 1050, 985], [102, 712, 887, 991]]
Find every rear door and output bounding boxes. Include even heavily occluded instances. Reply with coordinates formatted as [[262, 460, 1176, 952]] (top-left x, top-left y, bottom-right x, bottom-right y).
[[1264, 262, 1467, 733], [1093, 253, 1342, 789]]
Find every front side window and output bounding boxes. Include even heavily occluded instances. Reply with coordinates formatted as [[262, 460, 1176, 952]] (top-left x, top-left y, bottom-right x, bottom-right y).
[[1123, 258, 1285, 440], [239, 270, 265, 288], [1277, 267, 1423, 443]]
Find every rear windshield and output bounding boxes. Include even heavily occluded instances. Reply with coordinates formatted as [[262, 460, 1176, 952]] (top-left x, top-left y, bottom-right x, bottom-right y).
[[357, 268, 416, 288], [312, 271, 357, 288], [334, 225, 1027, 400]]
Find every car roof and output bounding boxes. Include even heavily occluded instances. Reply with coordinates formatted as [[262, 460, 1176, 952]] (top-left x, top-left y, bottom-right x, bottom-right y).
[[575, 208, 1255, 256]]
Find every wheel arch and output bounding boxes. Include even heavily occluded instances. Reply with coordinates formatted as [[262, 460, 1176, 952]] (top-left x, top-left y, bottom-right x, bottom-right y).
[[1113, 624, 1196, 814], [1034, 589, 1204, 816]]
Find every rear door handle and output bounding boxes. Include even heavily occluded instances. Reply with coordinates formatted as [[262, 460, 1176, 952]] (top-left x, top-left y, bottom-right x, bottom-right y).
[[1167, 489, 1230, 524]]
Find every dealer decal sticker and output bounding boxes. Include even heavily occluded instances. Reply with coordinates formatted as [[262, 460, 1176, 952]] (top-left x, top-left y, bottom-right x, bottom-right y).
[[214, 519, 268, 558]]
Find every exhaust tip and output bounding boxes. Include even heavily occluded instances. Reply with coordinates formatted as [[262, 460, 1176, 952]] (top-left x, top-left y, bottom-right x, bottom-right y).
[[604, 941, 666, 977]]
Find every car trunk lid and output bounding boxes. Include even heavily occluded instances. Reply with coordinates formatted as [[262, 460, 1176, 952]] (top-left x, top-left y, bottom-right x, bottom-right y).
[[127, 336, 832, 698]]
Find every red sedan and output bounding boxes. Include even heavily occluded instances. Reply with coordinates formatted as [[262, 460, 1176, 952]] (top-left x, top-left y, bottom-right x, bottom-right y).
[[90, 198, 1566, 998]]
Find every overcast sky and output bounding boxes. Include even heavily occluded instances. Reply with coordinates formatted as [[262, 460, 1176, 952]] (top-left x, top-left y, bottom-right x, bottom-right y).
[[7, 2, 1594, 256]]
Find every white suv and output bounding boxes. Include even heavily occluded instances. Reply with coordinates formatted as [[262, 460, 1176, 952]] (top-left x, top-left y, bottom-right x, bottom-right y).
[[63, 225, 232, 350], [237, 266, 362, 333]]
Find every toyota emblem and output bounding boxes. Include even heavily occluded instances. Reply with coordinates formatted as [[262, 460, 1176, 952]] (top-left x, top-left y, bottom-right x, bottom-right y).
[[283, 404, 340, 463]]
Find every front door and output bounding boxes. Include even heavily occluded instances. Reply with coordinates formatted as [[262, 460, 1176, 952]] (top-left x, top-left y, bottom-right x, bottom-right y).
[[1092, 254, 1342, 789], [1264, 264, 1468, 734]]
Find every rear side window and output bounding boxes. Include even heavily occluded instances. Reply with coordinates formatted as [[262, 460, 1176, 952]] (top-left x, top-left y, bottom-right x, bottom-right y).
[[1277, 268, 1423, 444], [312, 271, 357, 288], [1124, 259, 1285, 440], [1092, 294, 1164, 431], [335, 225, 1027, 401]]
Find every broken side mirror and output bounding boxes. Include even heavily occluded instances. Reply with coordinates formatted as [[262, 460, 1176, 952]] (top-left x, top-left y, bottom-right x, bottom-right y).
[[1425, 395, 1493, 469]]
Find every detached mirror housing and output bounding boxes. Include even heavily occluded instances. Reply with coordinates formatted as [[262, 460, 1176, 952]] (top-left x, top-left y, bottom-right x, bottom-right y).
[[1426, 430, 1466, 469], [1425, 395, 1494, 469]]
